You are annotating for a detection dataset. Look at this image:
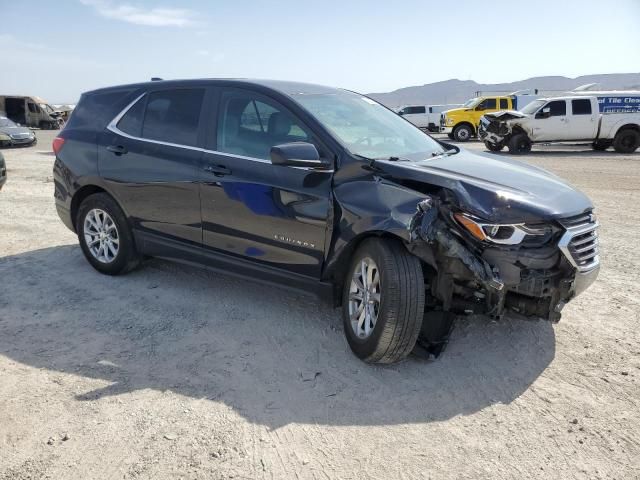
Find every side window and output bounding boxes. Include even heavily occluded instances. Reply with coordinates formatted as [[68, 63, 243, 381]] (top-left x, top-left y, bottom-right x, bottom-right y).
[[117, 97, 146, 137], [572, 99, 592, 115], [28, 103, 38, 113], [547, 100, 567, 116], [413, 106, 426, 114], [141, 89, 204, 146], [476, 99, 497, 110], [217, 90, 313, 160], [500, 98, 509, 109]]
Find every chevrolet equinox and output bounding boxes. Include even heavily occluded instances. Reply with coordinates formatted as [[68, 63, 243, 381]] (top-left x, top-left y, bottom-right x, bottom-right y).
[[53, 79, 600, 363]]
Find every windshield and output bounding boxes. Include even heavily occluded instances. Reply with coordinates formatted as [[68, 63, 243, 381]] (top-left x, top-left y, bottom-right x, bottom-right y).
[[0, 117, 17, 128], [462, 98, 480, 108], [293, 91, 446, 160], [520, 99, 546, 114], [40, 104, 54, 114]]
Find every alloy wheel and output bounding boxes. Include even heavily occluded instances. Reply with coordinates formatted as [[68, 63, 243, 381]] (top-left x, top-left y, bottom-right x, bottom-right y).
[[348, 257, 381, 338], [84, 208, 119, 263]]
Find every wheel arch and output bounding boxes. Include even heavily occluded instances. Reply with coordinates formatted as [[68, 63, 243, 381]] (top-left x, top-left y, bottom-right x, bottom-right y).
[[327, 230, 420, 307], [70, 185, 127, 232], [454, 121, 476, 135], [613, 122, 640, 137]]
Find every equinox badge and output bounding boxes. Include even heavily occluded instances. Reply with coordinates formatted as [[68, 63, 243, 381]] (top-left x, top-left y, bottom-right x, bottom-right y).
[[274, 234, 316, 249]]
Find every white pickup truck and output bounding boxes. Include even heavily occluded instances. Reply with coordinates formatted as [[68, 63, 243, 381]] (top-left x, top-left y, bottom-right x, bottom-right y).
[[478, 92, 640, 154], [397, 104, 462, 132]]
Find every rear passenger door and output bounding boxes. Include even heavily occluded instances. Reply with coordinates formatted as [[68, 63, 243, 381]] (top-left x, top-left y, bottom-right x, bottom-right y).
[[199, 87, 333, 278], [100, 87, 207, 246]]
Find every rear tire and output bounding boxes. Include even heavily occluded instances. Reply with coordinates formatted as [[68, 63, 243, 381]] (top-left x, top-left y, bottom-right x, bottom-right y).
[[507, 133, 532, 154], [484, 141, 504, 152], [76, 193, 141, 275], [453, 124, 473, 142], [342, 238, 425, 364], [612, 129, 640, 154]]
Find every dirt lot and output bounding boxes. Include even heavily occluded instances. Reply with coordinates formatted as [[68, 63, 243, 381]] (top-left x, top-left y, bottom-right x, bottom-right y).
[[1, 130, 639, 479]]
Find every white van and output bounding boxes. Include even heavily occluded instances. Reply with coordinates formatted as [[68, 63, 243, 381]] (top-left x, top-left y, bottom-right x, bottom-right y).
[[397, 104, 462, 132]]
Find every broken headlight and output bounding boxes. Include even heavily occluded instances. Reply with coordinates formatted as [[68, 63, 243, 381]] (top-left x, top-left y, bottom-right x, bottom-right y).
[[453, 213, 550, 245]]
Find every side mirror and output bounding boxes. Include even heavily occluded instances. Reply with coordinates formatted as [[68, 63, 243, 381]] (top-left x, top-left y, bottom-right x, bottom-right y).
[[270, 142, 330, 169]]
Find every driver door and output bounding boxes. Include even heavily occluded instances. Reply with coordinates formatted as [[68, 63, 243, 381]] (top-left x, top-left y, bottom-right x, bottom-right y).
[[529, 100, 567, 141], [199, 87, 334, 278]]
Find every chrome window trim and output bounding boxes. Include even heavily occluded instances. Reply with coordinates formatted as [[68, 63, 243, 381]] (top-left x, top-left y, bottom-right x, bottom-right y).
[[105, 92, 334, 172]]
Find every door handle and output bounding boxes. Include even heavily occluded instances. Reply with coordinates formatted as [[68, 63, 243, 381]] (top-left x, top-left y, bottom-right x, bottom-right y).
[[106, 145, 128, 155], [204, 164, 231, 176]]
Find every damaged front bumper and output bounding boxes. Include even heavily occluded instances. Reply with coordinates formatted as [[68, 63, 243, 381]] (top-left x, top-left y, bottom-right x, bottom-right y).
[[409, 199, 600, 324], [478, 117, 507, 144]]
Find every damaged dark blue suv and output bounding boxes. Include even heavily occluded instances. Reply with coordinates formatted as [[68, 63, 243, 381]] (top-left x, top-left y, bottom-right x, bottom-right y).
[[53, 79, 600, 363]]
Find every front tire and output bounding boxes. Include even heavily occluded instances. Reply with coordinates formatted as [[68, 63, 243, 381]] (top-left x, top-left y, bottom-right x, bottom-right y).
[[77, 193, 141, 275], [453, 124, 473, 142], [612, 129, 640, 154], [342, 238, 425, 364], [485, 141, 504, 152], [507, 133, 532, 154]]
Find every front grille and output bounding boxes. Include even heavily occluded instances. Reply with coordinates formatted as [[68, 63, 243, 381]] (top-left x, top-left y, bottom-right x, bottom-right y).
[[558, 211, 599, 272]]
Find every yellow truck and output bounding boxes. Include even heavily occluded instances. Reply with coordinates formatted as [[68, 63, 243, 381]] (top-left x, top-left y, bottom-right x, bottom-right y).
[[440, 91, 539, 141]]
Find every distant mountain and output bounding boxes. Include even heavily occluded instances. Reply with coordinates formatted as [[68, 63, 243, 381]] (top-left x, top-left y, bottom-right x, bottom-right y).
[[368, 73, 640, 108]]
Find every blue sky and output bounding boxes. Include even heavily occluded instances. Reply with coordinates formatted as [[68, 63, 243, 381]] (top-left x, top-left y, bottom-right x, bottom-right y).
[[2, 0, 639, 103]]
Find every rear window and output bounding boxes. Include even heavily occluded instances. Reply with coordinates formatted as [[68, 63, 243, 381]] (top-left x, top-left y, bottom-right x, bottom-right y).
[[65, 89, 135, 131], [141, 89, 204, 146], [572, 99, 592, 115]]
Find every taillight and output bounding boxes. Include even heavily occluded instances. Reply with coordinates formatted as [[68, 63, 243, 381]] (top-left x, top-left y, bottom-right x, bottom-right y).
[[52, 136, 65, 155]]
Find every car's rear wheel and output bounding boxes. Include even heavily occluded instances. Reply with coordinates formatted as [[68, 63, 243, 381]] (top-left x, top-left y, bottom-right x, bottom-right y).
[[342, 238, 425, 364], [453, 124, 473, 142], [77, 193, 141, 275], [507, 133, 532, 154], [612, 128, 640, 153]]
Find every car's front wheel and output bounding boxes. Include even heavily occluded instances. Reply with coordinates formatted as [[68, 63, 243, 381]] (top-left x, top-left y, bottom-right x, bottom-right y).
[[77, 193, 141, 275], [484, 141, 504, 152], [507, 133, 532, 154], [453, 124, 473, 142], [342, 238, 425, 364]]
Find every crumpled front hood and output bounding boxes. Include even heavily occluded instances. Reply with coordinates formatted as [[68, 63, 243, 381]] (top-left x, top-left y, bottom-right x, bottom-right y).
[[375, 149, 593, 223], [483, 110, 528, 121]]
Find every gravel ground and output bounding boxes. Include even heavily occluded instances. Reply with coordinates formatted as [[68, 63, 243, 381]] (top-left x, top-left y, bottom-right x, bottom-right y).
[[1, 131, 639, 479]]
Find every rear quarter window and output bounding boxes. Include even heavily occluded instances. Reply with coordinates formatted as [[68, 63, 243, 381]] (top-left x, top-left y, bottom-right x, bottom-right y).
[[66, 89, 136, 131]]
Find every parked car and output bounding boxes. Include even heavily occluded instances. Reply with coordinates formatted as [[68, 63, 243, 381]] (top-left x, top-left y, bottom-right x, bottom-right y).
[[440, 91, 540, 142], [479, 93, 640, 154], [0, 116, 37, 147], [53, 79, 599, 363], [397, 104, 462, 132], [0, 151, 6, 190]]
